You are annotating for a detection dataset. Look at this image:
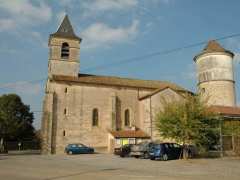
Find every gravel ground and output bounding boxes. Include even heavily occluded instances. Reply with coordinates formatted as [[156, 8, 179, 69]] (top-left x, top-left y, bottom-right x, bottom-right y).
[[0, 154, 240, 180]]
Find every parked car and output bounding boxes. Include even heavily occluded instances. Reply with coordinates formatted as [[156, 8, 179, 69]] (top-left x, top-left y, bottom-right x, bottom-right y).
[[149, 143, 182, 161], [130, 142, 155, 158], [65, 143, 94, 154], [114, 144, 133, 157]]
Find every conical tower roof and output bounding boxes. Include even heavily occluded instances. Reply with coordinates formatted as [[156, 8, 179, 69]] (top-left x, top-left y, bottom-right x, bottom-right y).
[[194, 40, 234, 61], [50, 15, 81, 41]]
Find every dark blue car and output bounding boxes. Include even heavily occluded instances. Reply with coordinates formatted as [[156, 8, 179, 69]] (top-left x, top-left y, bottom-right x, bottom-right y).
[[149, 143, 182, 161], [65, 144, 94, 154]]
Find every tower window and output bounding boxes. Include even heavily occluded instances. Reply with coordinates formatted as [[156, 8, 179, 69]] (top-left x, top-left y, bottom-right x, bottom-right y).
[[64, 108, 67, 115], [92, 108, 99, 126], [65, 87, 68, 93], [63, 130, 66, 136], [124, 109, 130, 127], [61, 42, 69, 59]]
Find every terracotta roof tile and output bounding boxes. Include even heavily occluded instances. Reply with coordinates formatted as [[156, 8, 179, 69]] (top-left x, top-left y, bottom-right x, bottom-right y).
[[139, 86, 193, 100], [194, 40, 234, 61], [52, 74, 190, 92], [109, 130, 150, 138], [209, 105, 240, 117]]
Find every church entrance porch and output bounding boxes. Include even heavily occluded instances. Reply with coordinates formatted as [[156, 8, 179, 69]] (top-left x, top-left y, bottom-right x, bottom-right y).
[[108, 129, 150, 153]]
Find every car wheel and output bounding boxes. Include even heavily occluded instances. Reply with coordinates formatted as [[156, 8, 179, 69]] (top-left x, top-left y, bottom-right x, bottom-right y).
[[162, 154, 168, 161], [150, 157, 155, 160], [68, 151, 73, 155]]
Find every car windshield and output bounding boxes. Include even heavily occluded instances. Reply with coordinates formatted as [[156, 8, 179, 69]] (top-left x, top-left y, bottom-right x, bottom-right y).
[[69, 144, 86, 148], [152, 144, 161, 149]]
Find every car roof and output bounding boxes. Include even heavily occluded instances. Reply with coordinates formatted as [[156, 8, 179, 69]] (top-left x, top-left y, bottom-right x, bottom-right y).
[[68, 143, 85, 146]]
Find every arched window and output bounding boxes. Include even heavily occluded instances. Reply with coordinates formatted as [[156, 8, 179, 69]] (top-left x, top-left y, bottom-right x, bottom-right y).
[[92, 108, 99, 126], [61, 42, 69, 59], [124, 109, 130, 126]]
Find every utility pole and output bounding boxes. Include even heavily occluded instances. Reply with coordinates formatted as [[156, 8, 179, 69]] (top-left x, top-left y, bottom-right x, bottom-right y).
[[219, 118, 223, 158], [150, 97, 153, 141]]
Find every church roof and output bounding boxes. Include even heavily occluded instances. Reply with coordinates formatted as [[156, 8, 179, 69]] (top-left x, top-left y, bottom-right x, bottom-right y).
[[50, 15, 81, 41], [138, 86, 192, 100], [209, 105, 240, 117], [52, 74, 191, 93], [193, 40, 234, 61]]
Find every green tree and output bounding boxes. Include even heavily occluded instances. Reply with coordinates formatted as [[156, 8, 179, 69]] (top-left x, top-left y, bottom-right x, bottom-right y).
[[0, 94, 35, 151], [155, 95, 219, 159]]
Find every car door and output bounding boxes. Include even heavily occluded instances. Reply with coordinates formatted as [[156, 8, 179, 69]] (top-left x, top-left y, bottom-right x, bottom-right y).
[[78, 144, 86, 153], [172, 143, 181, 159], [71, 144, 78, 153]]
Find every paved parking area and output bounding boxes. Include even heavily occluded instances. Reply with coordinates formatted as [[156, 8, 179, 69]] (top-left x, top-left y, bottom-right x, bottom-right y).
[[0, 154, 240, 180]]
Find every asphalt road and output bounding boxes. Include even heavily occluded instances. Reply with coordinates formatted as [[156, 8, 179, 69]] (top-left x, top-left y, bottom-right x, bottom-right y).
[[0, 154, 240, 180]]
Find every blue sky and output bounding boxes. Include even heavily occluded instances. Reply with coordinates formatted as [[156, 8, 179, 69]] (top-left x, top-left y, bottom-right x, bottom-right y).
[[0, 0, 239, 129]]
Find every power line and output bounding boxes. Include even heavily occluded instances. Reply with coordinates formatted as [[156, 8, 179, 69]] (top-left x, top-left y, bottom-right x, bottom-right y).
[[82, 32, 240, 72], [1, 32, 240, 89], [0, 79, 46, 90]]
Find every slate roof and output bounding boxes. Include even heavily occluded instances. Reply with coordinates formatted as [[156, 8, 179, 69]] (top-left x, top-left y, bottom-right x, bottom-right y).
[[52, 74, 190, 92], [109, 130, 150, 138], [194, 40, 234, 61], [209, 105, 240, 117], [50, 15, 81, 41]]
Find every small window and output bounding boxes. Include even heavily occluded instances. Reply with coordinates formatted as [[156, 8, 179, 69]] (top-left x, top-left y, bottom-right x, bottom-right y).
[[61, 42, 69, 59], [129, 138, 135, 144], [64, 108, 67, 115], [63, 130, 66, 136], [65, 88, 68, 93], [92, 108, 99, 126], [124, 109, 130, 126], [116, 139, 121, 145], [201, 88, 206, 94]]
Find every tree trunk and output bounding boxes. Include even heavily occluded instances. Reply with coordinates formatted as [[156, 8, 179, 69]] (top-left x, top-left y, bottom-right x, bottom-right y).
[[182, 144, 189, 160], [0, 137, 4, 153]]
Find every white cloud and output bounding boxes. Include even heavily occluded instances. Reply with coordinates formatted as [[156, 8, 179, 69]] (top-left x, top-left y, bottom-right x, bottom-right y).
[[81, 20, 139, 49], [30, 31, 48, 48], [0, 0, 52, 31], [81, 0, 138, 17], [0, 19, 16, 32], [0, 81, 42, 95], [84, 0, 138, 11]]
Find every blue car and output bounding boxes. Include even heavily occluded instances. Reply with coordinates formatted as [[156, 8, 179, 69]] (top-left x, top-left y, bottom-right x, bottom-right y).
[[65, 144, 94, 154], [149, 143, 182, 161]]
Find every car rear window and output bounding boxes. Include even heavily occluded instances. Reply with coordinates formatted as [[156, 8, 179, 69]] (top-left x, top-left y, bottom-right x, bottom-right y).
[[173, 143, 180, 148]]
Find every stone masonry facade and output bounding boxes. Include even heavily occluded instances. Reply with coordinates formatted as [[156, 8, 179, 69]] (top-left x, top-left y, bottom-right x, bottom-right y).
[[41, 16, 237, 154]]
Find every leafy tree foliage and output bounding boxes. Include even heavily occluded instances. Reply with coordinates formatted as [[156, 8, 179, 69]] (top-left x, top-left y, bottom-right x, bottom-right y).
[[0, 94, 35, 142], [155, 94, 219, 158]]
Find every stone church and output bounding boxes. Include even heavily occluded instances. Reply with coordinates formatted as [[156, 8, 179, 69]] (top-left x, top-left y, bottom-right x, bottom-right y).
[[41, 15, 240, 154]]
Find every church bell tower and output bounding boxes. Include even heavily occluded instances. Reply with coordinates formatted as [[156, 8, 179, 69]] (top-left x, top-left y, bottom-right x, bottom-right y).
[[48, 15, 81, 77]]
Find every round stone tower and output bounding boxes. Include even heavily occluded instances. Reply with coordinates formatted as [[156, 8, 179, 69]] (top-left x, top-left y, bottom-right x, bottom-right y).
[[194, 40, 236, 107]]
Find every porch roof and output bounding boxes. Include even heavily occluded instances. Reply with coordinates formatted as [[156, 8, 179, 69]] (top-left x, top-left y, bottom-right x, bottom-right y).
[[109, 130, 150, 138], [209, 105, 240, 117]]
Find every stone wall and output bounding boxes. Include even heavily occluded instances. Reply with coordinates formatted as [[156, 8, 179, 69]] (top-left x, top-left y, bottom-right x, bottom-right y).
[[48, 37, 80, 77], [139, 88, 184, 141], [196, 52, 236, 106], [43, 81, 153, 154], [199, 80, 236, 107]]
